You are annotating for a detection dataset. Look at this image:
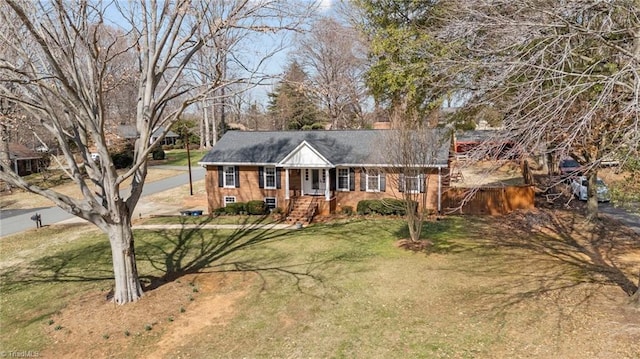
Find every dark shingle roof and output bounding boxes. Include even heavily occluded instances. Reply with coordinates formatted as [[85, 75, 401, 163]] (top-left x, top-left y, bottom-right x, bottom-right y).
[[199, 129, 450, 167], [152, 127, 179, 138], [455, 130, 498, 143]]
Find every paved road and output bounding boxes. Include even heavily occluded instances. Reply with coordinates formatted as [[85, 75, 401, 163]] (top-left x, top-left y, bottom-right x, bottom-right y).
[[600, 203, 640, 235], [0, 166, 205, 237]]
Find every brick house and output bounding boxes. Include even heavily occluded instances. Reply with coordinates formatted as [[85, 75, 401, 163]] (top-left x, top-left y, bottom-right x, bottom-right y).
[[198, 130, 451, 222]]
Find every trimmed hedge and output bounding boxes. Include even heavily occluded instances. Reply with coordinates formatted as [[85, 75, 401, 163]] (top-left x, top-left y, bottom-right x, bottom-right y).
[[224, 202, 246, 215], [246, 200, 267, 215], [356, 199, 416, 216], [152, 148, 166, 160]]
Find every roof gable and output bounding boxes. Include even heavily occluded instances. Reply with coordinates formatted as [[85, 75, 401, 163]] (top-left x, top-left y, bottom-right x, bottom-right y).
[[278, 141, 332, 167]]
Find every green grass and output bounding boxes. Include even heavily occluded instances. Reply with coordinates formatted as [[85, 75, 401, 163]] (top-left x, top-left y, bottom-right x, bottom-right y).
[[1, 215, 634, 357], [140, 214, 278, 225], [161, 149, 208, 167]]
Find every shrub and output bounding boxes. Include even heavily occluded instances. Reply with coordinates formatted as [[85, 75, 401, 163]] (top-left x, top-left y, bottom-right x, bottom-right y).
[[246, 200, 267, 215], [224, 202, 246, 215], [152, 148, 166, 160], [356, 199, 416, 216], [213, 207, 226, 215], [341, 206, 354, 215], [111, 152, 133, 169]]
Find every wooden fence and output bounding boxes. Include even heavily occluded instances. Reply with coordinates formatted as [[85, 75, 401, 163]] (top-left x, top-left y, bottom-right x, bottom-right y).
[[442, 186, 535, 215]]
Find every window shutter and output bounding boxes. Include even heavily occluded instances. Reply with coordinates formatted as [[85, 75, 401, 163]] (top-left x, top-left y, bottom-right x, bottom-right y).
[[218, 166, 223, 187], [349, 168, 355, 191], [380, 172, 386, 192], [399, 174, 405, 192], [329, 168, 336, 191], [235, 166, 240, 188], [276, 168, 282, 189], [420, 174, 425, 193], [360, 169, 366, 191], [258, 167, 264, 189]]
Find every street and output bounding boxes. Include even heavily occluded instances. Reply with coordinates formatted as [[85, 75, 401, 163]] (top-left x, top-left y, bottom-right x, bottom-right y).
[[600, 202, 640, 235], [0, 166, 205, 237]]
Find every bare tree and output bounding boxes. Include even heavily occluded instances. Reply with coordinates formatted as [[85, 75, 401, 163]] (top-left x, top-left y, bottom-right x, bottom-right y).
[[295, 17, 370, 129], [0, 0, 313, 304], [440, 0, 640, 220], [380, 114, 450, 243]]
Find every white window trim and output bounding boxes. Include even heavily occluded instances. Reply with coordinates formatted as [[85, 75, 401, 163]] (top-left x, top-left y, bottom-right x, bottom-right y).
[[366, 171, 381, 192], [337, 168, 350, 191], [223, 196, 236, 207], [223, 166, 236, 188], [264, 167, 276, 189], [404, 171, 424, 193]]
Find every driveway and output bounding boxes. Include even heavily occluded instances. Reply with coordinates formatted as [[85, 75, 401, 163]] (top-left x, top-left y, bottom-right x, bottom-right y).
[[600, 203, 640, 235]]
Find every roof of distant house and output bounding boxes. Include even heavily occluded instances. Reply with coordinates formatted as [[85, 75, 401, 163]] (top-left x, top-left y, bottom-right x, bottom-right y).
[[152, 127, 179, 138], [199, 129, 451, 167], [8, 143, 42, 160], [454, 130, 499, 143]]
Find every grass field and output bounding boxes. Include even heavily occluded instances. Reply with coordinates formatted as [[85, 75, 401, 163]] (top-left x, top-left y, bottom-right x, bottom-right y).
[[162, 149, 209, 167], [1, 213, 639, 358]]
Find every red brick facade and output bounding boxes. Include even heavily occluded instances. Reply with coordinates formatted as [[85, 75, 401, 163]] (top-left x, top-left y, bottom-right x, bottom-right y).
[[205, 166, 442, 215]]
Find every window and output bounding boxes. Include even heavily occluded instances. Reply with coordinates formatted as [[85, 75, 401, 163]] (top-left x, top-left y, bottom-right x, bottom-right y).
[[264, 167, 276, 189], [264, 197, 277, 210], [224, 196, 236, 207], [25, 160, 32, 172], [366, 170, 380, 192], [223, 166, 236, 187], [403, 170, 424, 193], [337, 168, 350, 191]]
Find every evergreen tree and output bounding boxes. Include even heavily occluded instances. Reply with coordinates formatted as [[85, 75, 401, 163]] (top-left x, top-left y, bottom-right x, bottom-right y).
[[268, 61, 321, 130]]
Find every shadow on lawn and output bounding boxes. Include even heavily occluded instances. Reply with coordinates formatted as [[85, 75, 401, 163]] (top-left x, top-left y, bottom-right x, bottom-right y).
[[0, 216, 357, 299], [0, 241, 115, 288], [461, 210, 640, 312], [135, 215, 353, 295]]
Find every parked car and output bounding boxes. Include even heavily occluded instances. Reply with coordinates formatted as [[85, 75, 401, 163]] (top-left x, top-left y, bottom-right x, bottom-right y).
[[559, 157, 582, 176], [570, 176, 611, 202], [90, 153, 100, 161]]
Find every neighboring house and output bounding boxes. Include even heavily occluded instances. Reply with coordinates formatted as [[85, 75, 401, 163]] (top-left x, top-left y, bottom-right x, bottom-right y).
[[453, 130, 517, 160], [151, 127, 180, 146], [198, 130, 451, 221], [7, 143, 44, 176]]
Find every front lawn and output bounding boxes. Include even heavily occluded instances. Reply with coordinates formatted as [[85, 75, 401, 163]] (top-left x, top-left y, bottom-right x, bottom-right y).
[[161, 149, 209, 167], [1, 213, 638, 358]]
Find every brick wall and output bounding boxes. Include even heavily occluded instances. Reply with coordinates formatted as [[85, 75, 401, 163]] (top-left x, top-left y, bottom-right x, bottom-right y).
[[205, 166, 443, 215]]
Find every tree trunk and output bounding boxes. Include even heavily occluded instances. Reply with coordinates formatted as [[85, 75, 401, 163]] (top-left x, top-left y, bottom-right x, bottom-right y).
[[631, 273, 640, 307], [0, 123, 11, 192], [586, 171, 599, 221], [203, 99, 212, 148], [108, 219, 143, 304]]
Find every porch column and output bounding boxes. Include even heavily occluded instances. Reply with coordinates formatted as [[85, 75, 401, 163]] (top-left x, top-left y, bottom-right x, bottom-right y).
[[325, 168, 330, 200], [285, 168, 290, 200], [437, 167, 442, 214]]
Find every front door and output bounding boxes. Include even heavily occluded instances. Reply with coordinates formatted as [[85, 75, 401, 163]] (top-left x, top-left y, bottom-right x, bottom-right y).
[[303, 169, 326, 195]]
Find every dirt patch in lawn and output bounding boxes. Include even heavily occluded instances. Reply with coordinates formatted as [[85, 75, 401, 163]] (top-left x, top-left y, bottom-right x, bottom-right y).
[[40, 272, 254, 359]]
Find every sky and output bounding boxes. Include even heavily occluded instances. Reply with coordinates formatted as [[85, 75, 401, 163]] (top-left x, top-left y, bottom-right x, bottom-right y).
[[101, 0, 337, 107]]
